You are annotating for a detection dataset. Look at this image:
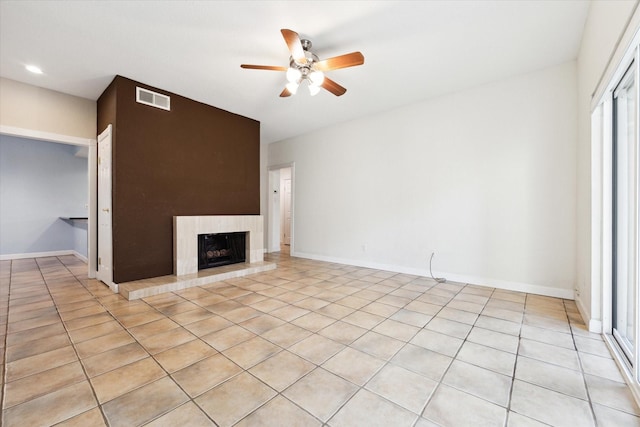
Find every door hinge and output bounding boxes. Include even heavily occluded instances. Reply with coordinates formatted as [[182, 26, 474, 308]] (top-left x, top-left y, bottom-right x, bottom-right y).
[[98, 157, 101, 165], [98, 257, 101, 265]]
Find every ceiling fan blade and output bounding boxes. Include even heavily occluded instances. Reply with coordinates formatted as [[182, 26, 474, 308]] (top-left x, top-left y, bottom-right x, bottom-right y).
[[321, 77, 347, 96], [281, 29, 307, 65], [279, 87, 292, 97], [240, 64, 287, 71], [314, 52, 364, 71]]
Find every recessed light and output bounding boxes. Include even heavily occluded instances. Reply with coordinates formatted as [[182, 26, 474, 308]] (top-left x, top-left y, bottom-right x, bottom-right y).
[[25, 65, 43, 74]]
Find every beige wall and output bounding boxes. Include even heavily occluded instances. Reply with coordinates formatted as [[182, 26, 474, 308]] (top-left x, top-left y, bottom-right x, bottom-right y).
[[0, 77, 96, 139]]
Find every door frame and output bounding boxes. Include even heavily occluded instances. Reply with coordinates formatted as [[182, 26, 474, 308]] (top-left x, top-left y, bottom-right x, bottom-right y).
[[280, 170, 292, 246], [268, 162, 295, 255], [593, 29, 640, 404], [0, 125, 97, 276]]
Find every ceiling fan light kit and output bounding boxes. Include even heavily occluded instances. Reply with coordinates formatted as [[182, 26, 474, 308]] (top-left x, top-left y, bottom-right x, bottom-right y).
[[241, 29, 364, 97]]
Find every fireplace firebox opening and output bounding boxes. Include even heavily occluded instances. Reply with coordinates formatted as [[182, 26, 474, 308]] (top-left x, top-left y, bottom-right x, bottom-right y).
[[198, 232, 246, 270]]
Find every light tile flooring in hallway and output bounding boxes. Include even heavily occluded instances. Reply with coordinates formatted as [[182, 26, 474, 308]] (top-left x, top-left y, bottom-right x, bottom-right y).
[[1, 253, 639, 426]]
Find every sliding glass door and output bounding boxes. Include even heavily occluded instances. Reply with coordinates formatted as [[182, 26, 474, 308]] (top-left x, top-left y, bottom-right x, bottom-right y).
[[612, 63, 638, 367]]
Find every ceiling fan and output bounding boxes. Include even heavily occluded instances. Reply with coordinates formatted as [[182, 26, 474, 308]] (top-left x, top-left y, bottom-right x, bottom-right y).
[[241, 29, 364, 97]]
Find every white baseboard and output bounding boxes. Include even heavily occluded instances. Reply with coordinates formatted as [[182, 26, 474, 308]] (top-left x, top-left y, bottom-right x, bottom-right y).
[[589, 318, 604, 333], [574, 293, 603, 333], [0, 250, 75, 261], [0, 250, 89, 263], [292, 251, 574, 300], [73, 251, 88, 263]]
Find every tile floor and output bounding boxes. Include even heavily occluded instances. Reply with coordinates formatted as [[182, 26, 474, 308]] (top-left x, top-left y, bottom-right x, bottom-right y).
[[1, 253, 639, 426]]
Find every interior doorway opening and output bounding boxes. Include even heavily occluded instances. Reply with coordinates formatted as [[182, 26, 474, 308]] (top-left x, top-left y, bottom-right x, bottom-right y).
[[268, 164, 294, 254], [0, 126, 97, 278]]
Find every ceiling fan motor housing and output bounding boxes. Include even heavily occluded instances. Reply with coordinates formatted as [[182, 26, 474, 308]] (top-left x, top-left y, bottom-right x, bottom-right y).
[[291, 40, 319, 71], [240, 29, 362, 97]]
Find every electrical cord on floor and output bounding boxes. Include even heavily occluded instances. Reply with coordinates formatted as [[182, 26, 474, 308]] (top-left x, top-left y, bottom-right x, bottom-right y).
[[429, 252, 447, 283]]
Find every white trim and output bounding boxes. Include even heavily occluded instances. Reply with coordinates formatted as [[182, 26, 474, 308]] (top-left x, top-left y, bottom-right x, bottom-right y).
[[590, 104, 604, 332], [293, 251, 574, 299], [0, 125, 95, 146], [575, 293, 603, 332], [591, 7, 640, 111], [267, 169, 281, 252], [267, 162, 295, 255], [602, 96, 615, 336], [0, 250, 77, 261], [603, 333, 640, 404], [88, 143, 97, 278], [0, 250, 88, 264], [73, 251, 88, 263]]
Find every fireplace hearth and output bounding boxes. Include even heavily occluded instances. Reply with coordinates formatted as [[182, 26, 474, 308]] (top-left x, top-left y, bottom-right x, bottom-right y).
[[198, 232, 246, 270]]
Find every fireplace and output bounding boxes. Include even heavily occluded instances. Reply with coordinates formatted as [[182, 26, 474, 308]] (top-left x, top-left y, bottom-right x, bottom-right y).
[[198, 232, 246, 270], [174, 215, 265, 276]]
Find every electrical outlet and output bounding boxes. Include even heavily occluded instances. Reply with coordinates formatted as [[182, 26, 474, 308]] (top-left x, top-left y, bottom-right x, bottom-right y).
[[361, 244, 367, 252]]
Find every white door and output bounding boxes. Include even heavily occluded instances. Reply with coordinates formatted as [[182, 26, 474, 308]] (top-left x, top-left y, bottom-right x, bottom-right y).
[[96, 125, 113, 286], [282, 178, 291, 245]]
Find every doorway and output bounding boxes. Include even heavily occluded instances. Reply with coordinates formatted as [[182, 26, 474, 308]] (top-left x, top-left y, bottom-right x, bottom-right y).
[[0, 127, 96, 274], [280, 167, 292, 254], [268, 164, 294, 254]]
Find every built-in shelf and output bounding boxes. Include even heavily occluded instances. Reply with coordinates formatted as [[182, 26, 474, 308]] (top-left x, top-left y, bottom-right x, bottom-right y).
[[60, 217, 88, 226]]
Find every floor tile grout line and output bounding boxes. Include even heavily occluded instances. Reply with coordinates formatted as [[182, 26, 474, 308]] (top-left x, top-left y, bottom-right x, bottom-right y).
[[504, 291, 526, 427], [78, 265, 334, 425], [13, 256, 161, 425], [569, 298, 600, 427], [0, 260, 13, 423], [318, 278, 493, 425], [49, 256, 113, 427], [58, 256, 224, 427], [417, 283, 497, 425], [3, 262, 524, 422], [149, 263, 432, 425], [56, 259, 206, 427], [2, 254, 634, 426], [2, 258, 82, 420], [509, 294, 599, 426]]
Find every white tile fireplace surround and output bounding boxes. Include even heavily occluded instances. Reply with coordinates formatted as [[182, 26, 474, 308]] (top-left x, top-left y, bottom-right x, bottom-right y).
[[118, 215, 275, 300], [174, 215, 265, 275]]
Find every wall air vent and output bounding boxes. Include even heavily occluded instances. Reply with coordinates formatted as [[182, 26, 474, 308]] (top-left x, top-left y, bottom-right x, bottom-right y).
[[136, 87, 170, 111]]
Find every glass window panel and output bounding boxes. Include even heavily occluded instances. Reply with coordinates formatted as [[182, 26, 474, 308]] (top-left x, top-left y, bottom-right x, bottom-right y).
[[613, 64, 637, 365]]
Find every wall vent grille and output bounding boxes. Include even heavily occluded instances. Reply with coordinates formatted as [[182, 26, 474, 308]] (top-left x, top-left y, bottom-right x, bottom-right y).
[[136, 87, 170, 111]]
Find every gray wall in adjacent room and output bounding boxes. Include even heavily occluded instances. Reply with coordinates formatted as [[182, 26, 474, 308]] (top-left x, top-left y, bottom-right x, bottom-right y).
[[0, 134, 88, 257]]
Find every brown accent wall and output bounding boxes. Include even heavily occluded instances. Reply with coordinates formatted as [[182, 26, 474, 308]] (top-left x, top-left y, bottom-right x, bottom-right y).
[[97, 76, 260, 283]]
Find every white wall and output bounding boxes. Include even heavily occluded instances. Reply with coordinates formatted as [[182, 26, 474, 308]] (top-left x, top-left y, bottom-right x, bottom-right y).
[[0, 135, 88, 258], [575, 0, 638, 328], [269, 61, 577, 298]]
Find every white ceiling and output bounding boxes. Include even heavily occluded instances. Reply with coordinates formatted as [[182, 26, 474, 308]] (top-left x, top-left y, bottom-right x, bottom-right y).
[[0, 0, 590, 144]]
